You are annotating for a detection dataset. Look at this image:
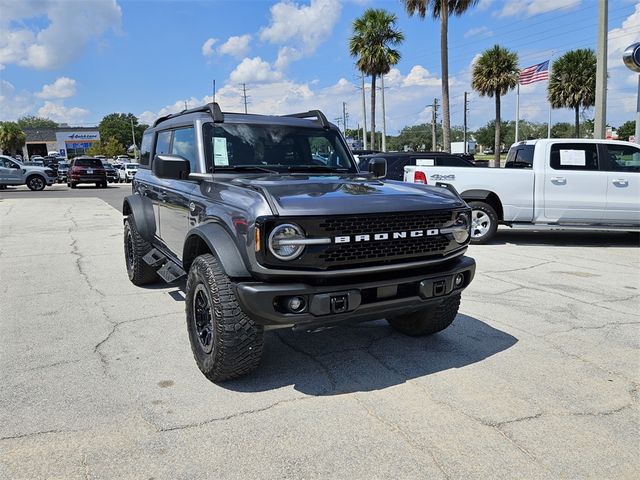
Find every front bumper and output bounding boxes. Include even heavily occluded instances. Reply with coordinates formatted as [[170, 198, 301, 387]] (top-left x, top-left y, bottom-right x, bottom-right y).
[[235, 256, 475, 330]]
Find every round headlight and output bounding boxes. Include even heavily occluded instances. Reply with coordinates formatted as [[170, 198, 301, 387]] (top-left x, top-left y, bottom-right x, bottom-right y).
[[268, 223, 305, 261], [453, 212, 470, 244]]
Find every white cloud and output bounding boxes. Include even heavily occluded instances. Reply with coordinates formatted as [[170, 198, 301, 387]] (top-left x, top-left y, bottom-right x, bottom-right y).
[[260, 0, 341, 68], [228, 57, 283, 84], [0, 0, 122, 70], [37, 101, 89, 125], [202, 38, 217, 57], [499, 0, 581, 17], [403, 66, 441, 88], [608, 3, 640, 68], [218, 34, 252, 58], [36, 77, 77, 99], [477, 0, 495, 11], [464, 26, 493, 39]]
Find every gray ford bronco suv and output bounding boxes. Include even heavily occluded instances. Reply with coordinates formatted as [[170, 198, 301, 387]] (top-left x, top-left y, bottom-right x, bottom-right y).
[[123, 103, 476, 382]]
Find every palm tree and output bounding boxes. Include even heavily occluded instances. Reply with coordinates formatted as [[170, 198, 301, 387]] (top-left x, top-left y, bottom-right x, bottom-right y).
[[0, 121, 26, 157], [547, 49, 596, 137], [404, 0, 479, 153], [471, 45, 519, 168], [349, 9, 404, 150]]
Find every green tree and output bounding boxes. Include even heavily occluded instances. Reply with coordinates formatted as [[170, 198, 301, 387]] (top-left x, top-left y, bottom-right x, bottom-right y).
[[87, 137, 125, 158], [617, 120, 636, 141], [471, 44, 519, 167], [473, 120, 513, 148], [0, 121, 26, 156], [349, 8, 404, 150], [98, 113, 146, 150], [547, 49, 596, 137], [551, 122, 574, 138], [404, 0, 479, 153], [16, 116, 58, 129]]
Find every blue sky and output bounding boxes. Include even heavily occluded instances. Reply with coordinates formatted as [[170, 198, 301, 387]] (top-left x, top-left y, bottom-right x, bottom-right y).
[[1, 0, 638, 134]]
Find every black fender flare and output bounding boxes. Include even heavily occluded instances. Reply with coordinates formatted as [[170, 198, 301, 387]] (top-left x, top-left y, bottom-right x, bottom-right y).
[[460, 189, 494, 201], [459, 189, 504, 221], [122, 195, 156, 242], [182, 223, 250, 278]]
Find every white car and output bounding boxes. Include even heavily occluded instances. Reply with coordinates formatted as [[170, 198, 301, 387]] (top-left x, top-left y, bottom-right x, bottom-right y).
[[404, 138, 640, 243], [118, 163, 138, 183]]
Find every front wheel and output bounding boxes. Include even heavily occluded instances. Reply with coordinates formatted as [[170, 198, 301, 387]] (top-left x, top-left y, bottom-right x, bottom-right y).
[[468, 201, 499, 244], [26, 176, 45, 191], [186, 254, 264, 382], [387, 294, 460, 336]]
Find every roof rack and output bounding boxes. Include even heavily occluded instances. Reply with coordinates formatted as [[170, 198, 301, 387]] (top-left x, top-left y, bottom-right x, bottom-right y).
[[153, 102, 224, 127], [283, 110, 330, 129]]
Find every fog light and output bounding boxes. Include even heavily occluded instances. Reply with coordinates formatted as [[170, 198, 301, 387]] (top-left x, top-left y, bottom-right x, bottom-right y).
[[454, 273, 465, 288], [287, 296, 307, 313]]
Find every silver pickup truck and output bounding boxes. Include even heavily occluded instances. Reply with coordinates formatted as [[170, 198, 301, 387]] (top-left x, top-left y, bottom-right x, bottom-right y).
[[0, 155, 57, 191]]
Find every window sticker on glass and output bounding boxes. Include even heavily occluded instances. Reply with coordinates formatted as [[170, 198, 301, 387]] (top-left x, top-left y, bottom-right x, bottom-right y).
[[416, 158, 435, 166], [213, 137, 229, 166], [559, 149, 586, 166]]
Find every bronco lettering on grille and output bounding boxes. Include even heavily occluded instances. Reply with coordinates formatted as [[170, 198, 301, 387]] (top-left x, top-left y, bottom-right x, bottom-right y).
[[334, 229, 440, 244]]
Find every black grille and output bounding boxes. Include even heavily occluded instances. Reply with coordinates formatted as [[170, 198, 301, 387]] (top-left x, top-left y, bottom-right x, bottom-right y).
[[318, 211, 453, 264]]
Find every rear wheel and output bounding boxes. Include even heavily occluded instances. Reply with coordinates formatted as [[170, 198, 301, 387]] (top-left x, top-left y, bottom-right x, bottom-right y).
[[387, 294, 460, 336], [186, 254, 264, 382], [26, 175, 45, 191], [123, 216, 158, 285], [468, 201, 498, 244]]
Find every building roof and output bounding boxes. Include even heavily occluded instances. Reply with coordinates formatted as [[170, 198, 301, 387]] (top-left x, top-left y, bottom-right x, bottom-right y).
[[23, 126, 98, 142]]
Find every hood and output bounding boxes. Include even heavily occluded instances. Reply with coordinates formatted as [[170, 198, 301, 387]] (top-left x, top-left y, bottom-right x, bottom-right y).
[[233, 175, 465, 216]]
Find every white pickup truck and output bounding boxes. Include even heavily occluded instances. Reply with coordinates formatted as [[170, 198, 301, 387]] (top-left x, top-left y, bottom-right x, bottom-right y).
[[404, 139, 640, 243]]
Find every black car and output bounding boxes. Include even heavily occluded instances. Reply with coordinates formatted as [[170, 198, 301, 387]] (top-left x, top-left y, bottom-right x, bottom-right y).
[[67, 156, 107, 188], [122, 103, 475, 382], [101, 161, 118, 183], [57, 162, 69, 183], [357, 152, 477, 181]]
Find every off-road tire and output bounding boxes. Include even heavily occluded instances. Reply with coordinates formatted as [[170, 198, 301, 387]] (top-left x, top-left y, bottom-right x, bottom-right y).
[[26, 175, 46, 191], [123, 215, 158, 285], [186, 254, 264, 382], [387, 293, 460, 336], [468, 201, 498, 244]]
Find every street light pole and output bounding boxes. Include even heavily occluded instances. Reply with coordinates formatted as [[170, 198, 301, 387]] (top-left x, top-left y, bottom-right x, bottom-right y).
[[594, 0, 608, 139]]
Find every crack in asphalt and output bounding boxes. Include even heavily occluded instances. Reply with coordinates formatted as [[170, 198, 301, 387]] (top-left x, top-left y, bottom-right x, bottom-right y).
[[351, 394, 450, 479], [156, 396, 310, 433], [482, 261, 554, 274], [25, 358, 82, 372], [0, 428, 81, 442]]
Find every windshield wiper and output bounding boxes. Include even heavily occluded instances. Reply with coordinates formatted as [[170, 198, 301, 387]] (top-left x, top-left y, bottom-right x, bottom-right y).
[[287, 165, 349, 173], [216, 165, 278, 174]]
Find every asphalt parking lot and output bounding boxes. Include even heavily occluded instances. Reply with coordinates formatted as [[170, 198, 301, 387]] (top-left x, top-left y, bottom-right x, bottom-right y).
[[1, 189, 639, 479]]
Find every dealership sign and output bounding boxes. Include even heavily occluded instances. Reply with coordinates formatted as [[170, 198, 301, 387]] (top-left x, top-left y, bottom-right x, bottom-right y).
[[55, 131, 100, 156]]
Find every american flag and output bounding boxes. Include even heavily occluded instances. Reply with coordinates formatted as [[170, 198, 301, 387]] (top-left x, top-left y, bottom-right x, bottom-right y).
[[519, 60, 549, 85]]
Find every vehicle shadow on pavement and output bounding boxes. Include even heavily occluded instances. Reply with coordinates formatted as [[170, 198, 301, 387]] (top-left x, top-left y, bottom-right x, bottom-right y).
[[487, 230, 639, 247], [220, 314, 517, 396]]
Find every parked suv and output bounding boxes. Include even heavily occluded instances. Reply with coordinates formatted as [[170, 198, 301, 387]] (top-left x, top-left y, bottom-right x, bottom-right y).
[[0, 155, 57, 190], [123, 103, 475, 382], [101, 161, 118, 183], [67, 156, 107, 188], [57, 161, 69, 183], [118, 163, 138, 183]]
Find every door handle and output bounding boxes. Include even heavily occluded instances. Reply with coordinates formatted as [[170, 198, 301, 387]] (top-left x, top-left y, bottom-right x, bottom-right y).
[[550, 177, 566, 184], [612, 179, 628, 186]]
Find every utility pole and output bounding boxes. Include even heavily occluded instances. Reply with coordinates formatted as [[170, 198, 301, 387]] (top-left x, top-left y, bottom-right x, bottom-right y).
[[342, 102, 347, 135], [184, 101, 188, 110], [594, 0, 608, 139], [242, 83, 249, 114], [381, 74, 387, 152], [360, 74, 367, 149], [463, 92, 469, 154], [130, 118, 138, 161], [429, 98, 439, 151]]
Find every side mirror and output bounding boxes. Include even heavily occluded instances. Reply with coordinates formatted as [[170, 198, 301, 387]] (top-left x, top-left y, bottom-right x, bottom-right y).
[[152, 154, 190, 180], [368, 157, 387, 178]]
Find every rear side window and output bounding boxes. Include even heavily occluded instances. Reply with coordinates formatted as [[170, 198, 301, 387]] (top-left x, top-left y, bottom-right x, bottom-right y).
[[506, 145, 534, 168], [603, 144, 640, 172], [155, 130, 172, 156], [140, 132, 152, 167], [171, 127, 197, 172], [550, 143, 598, 171], [74, 159, 102, 168]]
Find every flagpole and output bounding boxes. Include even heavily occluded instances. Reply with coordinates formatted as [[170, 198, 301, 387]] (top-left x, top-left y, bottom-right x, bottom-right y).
[[547, 51, 554, 138], [515, 82, 520, 143]]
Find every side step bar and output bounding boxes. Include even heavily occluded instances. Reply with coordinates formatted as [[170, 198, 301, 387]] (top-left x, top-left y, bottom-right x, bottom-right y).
[[504, 224, 640, 233], [143, 248, 186, 283]]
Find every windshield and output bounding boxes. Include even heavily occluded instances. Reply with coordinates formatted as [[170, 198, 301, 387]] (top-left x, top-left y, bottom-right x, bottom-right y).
[[202, 122, 357, 173], [126, 164, 137, 170]]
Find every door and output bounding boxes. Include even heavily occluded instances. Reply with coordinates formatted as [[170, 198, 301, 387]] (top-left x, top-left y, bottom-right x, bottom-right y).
[[156, 127, 198, 260], [544, 142, 607, 222], [0, 157, 24, 184], [601, 143, 640, 224]]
